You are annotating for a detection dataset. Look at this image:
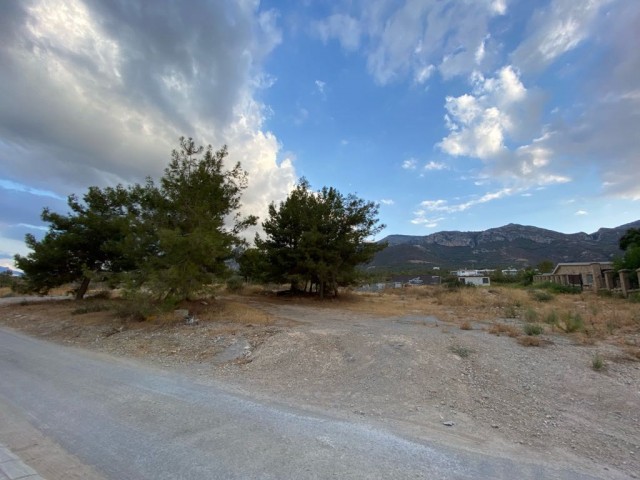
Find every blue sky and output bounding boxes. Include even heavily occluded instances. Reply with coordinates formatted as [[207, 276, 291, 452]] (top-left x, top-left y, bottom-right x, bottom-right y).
[[1, 0, 639, 269]]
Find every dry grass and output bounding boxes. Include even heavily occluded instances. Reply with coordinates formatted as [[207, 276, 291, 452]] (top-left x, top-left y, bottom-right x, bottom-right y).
[[517, 336, 541, 347], [0, 287, 14, 298], [320, 286, 640, 340], [459, 320, 472, 330], [487, 322, 521, 337]]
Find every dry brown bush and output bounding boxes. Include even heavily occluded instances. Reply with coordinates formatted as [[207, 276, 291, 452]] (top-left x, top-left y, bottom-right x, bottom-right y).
[[459, 320, 472, 330], [517, 336, 541, 347], [487, 322, 520, 337]]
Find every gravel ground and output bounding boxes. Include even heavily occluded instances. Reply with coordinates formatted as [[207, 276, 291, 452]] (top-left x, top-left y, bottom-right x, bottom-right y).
[[1, 294, 639, 479]]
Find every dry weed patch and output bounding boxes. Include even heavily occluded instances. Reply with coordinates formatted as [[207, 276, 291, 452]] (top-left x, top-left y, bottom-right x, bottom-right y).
[[488, 323, 520, 337], [517, 336, 541, 347]]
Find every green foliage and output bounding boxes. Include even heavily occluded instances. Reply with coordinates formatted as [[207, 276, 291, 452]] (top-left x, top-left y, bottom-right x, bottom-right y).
[[71, 302, 110, 315], [138, 138, 256, 301], [592, 353, 605, 371], [544, 310, 559, 325], [15, 138, 255, 303], [450, 345, 472, 358], [14, 184, 142, 299], [237, 248, 269, 283], [0, 271, 17, 288], [619, 228, 640, 251], [614, 244, 640, 272], [256, 179, 385, 298], [523, 307, 538, 322], [557, 312, 584, 333], [535, 281, 582, 294], [226, 275, 245, 292], [519, 268, 536, 286], [529, 289, 554, 302], [523, 323, 544, 336], [536, 260, 555, 274]]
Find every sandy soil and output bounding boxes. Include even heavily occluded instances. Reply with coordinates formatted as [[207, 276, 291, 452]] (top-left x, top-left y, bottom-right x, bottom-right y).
[[1, 291, 639, 479]]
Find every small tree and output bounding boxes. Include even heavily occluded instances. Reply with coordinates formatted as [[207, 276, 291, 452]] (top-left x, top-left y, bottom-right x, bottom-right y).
[[140, 138, 256, 301], [614, 228, 640, 289], [15, 185, 141, 299], [257, 179, 385, 298], [619, 228, 640, 251], [537, 260, 555, 274]]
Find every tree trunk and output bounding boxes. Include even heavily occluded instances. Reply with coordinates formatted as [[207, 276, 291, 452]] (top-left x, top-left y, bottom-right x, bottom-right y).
[[75, 276, 91, 300]]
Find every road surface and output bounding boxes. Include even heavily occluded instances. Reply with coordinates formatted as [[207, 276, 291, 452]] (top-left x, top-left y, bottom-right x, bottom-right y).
[[0, 328, 605, 479]]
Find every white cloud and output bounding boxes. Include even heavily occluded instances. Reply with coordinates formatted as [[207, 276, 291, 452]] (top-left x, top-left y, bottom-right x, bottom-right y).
[[418, 188, 515, 215], [512, 0, 612, 72], [402, 158, 418, 170], [424, 161, 446, 171], [380, 199, 394, 205], [315, 80, 326, 94], [318, 1, 508, 85], [0, 0, 296, 236], [439, 66, 568, 187], [575, 210, 588, 216], [314, 13, 362, 51], [411, 213, 445, 228]]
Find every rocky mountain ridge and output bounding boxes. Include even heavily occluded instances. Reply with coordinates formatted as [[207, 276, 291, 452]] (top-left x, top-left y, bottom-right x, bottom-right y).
[[372, 220, 640, 270]]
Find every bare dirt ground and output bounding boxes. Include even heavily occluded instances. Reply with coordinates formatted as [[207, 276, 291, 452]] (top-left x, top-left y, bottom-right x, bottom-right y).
[[1, 286, 639, 479]]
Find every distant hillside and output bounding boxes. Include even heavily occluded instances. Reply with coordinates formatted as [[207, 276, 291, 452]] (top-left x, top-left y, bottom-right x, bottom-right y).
[[369, 220, 640, 271], [0, 266, 21, 276]]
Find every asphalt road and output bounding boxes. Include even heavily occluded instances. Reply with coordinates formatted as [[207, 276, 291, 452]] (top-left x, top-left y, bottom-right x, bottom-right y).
[[0, 328, 603, 479]]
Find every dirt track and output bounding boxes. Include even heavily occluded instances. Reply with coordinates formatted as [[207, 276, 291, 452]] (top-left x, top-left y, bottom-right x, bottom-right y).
[[1, 293, 639, 479]]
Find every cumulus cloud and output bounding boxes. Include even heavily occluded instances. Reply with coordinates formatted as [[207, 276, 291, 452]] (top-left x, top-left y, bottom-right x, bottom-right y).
[[380, 199, 394, 205], [439, 66, 568, 186], [509, 1, 640, 200], [0, 0, 296, 254]]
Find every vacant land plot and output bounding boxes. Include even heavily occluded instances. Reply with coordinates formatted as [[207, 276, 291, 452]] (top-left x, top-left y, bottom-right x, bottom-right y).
[[1, 286, 639, 479]]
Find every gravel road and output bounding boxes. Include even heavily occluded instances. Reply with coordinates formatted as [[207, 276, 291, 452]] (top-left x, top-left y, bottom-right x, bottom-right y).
[[0, 327, 608, 480]]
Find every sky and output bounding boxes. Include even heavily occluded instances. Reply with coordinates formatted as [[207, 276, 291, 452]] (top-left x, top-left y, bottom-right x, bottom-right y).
[[1, 0, 639, 269]]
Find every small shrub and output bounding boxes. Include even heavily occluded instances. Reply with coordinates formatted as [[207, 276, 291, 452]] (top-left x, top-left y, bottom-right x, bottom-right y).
[[91, 290, 112, 300], [628, 293, 640, 303], [517, 336, 541, 347], [592, 353, 605, 371], [557, 312, 584, 333], [114, 293, 160, 322], [459, 320, 472, 330], [450, 345, 472, 358], [488, 323, 520, 337], [523, 307, 538, 323], [226, 276, 244, 293], [503, 304, 518, 319], [536, 282, 581, 294], [529, 289, 554, 302], [71, 302, 109, 315], [597, 289, 613, 298], [523, 323, 544, 336], [544, 310, 559, 325]]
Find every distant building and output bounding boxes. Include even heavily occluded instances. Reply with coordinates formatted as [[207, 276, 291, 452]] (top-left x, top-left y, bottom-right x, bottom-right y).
[[458, 275, 490, 287], [451, 269, 491, 286], [388, 275, 441, 287], [533, 262, 613, 290], [501, 268, 519, 276]]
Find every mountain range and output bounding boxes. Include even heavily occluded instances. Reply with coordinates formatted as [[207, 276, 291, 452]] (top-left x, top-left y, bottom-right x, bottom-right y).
[[369, 220, 640, 272]]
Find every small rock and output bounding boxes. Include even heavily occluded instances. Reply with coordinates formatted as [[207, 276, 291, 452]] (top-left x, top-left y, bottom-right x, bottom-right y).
[[443, 421, 455, 427], [491, 424, 500, 429]]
